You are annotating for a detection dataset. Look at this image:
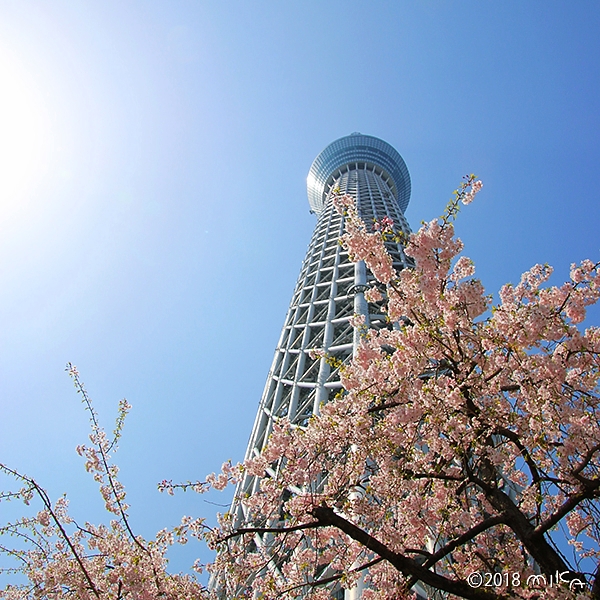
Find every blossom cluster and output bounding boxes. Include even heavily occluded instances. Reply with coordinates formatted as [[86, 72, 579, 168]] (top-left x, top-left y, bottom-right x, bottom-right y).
[[206, 181, 600, 599], [0, 367, 209, 599], [3, 177, 599, 599]]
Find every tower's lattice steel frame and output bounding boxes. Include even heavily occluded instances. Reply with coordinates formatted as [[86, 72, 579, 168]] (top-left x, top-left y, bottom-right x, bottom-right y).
[[229, 133, 413, 598]]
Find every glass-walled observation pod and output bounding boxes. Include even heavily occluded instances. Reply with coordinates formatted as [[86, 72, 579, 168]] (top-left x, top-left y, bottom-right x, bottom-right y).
[[306, 132, 411, 215]]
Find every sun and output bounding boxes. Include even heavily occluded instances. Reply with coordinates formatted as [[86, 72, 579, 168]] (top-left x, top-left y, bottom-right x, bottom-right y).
[[0, 49, 49, 204]]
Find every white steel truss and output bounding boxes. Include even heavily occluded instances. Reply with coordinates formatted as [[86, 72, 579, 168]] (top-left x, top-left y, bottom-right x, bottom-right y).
[[222, 133, 413, 598]]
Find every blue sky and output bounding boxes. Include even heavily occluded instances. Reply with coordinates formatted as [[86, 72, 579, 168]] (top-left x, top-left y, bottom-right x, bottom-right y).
[[0, 0, 599, 578]]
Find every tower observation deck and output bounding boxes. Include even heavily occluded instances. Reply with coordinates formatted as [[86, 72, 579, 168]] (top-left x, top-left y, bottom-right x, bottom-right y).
[[224, 133, 413, 598]]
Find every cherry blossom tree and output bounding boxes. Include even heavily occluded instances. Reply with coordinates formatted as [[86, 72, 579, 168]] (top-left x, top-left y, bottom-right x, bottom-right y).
[[0, 365, 207, 600], [202, 178, 600, 599], [2, 178, 599, 599]]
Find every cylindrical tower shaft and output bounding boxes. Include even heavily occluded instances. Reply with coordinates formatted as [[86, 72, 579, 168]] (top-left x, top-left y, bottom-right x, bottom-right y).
[[222, 133, 412, 598]]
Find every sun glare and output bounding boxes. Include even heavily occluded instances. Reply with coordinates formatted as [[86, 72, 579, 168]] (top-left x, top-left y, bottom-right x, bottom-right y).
[[0, 51, 49, 203]]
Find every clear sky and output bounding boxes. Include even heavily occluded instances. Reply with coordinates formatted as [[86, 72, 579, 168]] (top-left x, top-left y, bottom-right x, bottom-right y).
[[0, 0, 599, 579]]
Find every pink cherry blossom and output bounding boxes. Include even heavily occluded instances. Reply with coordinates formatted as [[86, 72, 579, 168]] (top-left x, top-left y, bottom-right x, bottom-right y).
[[205, 181, 600, 599], [3, 177, 599, 600]]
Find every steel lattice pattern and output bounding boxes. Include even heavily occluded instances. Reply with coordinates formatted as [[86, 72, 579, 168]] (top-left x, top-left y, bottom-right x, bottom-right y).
[[233, 135, 412, 521], [220, 135, 413, 599]]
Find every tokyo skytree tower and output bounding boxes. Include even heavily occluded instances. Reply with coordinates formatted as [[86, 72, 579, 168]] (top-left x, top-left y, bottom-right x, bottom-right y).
[[228, 133, 413, 597]]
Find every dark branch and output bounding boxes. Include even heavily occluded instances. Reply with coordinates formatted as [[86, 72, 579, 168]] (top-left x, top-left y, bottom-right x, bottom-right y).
[[218, 521, 321, 544], [493, 425, 542, 485], [311, 504, 501, 600], [534, 482, 600, 537], [403, 514, 507, 592], [282, 556, 384, 594], [469, 471, 573, 578], [573, 443, 600, 477]]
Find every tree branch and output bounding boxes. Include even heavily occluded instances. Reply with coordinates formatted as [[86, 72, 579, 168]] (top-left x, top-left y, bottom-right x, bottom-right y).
[[219, 520, 321, 544], [403, 514, 508, 592], [469, 471, 574, 578], [493, 425, 542, 485], [311, 504, 501, 600], [0, 464, 101, 597], [534, 482, 600, 537], [281, 556, 384, 594]]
